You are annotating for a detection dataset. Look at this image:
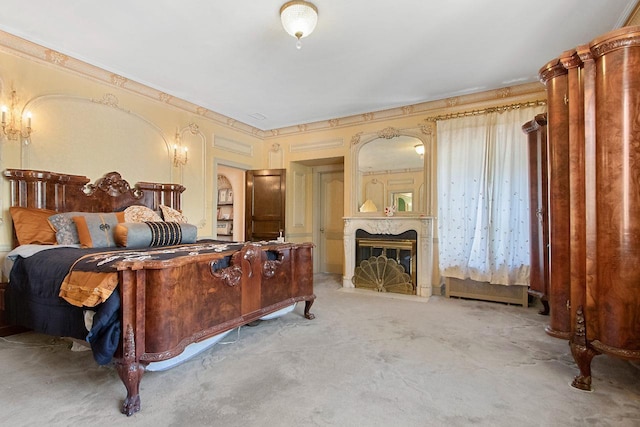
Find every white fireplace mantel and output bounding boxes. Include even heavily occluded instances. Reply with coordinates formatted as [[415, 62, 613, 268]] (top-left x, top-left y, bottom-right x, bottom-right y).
[[343, 216, 434, 298]]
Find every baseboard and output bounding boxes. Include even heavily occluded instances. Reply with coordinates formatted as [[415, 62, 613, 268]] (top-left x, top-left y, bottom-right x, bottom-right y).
[[445, 277, 528, 307]]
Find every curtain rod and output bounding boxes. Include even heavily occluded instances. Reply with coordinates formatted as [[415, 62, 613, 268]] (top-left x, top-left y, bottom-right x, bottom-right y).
[[424, 99, 547, 122]]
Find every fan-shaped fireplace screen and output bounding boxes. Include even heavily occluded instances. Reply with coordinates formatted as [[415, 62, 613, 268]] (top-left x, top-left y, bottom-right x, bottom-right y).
[[352, 234, 416, 295]]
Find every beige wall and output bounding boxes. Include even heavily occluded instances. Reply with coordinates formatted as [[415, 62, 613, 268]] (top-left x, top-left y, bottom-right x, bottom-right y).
[[0, 34, 264, 254]]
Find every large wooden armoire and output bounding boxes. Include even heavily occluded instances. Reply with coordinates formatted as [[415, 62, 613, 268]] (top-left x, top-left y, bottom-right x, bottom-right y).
[[537, 26, 640, 391]]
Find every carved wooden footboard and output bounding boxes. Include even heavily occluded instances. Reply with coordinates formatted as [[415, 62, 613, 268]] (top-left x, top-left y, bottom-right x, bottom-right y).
[[114, 241, 315, 416]]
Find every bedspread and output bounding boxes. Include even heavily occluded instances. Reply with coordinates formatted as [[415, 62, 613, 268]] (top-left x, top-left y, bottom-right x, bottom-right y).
[[8, 241, 246, 364], [8, 246, 122, 363]]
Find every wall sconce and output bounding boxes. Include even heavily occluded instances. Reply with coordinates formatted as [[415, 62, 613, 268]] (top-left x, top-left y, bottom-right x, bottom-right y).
[[1, 90, 32, 141], [414, 143, 425, 158], [173, 129, 188, 166]]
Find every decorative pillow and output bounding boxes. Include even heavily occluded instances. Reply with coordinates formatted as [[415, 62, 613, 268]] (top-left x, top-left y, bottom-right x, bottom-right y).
[[48, 212, 86, 245], [124, 205, 163, 223], [9, 206, 58, 245], [114, 221, 197, 248], [72, 212, 125, 248], [160, 205, 188, 223]]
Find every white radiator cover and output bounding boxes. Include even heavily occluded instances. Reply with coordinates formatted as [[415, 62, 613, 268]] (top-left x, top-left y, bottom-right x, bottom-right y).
[[445, 277, 528, 307]]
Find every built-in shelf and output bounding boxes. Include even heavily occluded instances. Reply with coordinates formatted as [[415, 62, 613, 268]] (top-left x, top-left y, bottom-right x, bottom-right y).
[[217, 175, 234, 240]]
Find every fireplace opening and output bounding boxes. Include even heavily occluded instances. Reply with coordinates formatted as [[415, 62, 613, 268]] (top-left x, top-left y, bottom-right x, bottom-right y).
[[354, 229, 417, 294]]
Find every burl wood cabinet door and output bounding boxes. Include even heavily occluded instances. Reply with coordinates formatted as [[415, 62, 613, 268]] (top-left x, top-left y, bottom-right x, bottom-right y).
[[245, 169, 286, 241]]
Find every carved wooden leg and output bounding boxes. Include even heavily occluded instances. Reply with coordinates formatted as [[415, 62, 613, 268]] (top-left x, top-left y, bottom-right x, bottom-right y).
[[539, 298, 550, 316], [304, 299, 315, 320], [569, 305, 598, 391], [116, 360, 144, 416], [115, 324, 144, 416]]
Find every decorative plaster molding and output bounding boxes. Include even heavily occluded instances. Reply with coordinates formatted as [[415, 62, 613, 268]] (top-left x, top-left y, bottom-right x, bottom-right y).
[[0, 29, 545, 141], [377, 126, 401, 139], [177, 123, 207, 229], [293, 171, 306, 227], [289, 138, 343, 153], [269, 142, 283, 168], [111, 74, 128, 87], [401, 105, 414, 115], [496, 87, 512, 98], [388, 178, 415, 187], [91, 93, 130, 112], [446, 97, 459, 107], [213, 136, 253, 156], [267, 82, 544, 139], [45, 49, 68, 65], [20, 92, 173, 174], [158, 92, 172, 103], [0, 30, 264, 138], [186, 122, 200, 135]]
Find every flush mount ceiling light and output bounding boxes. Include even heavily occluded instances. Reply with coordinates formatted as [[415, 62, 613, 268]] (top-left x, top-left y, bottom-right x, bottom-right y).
[[280, 1, 318, 50]]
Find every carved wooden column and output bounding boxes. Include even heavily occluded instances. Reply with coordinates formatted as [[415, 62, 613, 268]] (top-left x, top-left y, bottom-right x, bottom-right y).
[[576, 43, 598, 346], [586, 25, 640, 364], [559, 49, 587, 338], [538, 59, 572, 339]]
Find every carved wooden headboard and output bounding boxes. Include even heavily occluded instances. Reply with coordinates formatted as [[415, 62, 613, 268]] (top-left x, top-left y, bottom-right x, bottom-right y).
[[4, 169, 185, 213]]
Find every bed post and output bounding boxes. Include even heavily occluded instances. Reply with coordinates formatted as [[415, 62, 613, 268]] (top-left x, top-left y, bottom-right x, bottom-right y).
[[115, 267, 147, 416]]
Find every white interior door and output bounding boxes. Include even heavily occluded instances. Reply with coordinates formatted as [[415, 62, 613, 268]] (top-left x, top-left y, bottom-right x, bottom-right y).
[[319, 170, 344, 274]]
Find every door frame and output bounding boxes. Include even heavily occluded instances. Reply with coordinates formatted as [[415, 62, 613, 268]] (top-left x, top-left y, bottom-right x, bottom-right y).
[[312, 163, 345, 274], [213, 159, 251, 241]]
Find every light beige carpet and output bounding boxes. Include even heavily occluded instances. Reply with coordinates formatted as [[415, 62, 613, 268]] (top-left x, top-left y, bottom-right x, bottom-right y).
[[1, 273, 639, 426]]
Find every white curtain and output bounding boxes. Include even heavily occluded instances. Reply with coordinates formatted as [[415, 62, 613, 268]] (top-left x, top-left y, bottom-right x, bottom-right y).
[[436, 106, 545, 286]]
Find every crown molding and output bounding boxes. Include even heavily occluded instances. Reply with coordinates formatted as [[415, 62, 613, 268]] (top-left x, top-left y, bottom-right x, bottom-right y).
[[265, 82, 544, 139], [0, 30, 266, 138], [0, 29, 545, 142]]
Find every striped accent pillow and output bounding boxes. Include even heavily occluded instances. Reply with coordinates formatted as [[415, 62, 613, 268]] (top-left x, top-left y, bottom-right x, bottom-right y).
[[114, 221, 197, 248], [146, 221, 183, 246]]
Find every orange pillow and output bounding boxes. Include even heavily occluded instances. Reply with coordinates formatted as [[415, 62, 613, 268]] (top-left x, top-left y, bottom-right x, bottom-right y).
[[72, 212, 125, 248], [9, 206, 58, 245]]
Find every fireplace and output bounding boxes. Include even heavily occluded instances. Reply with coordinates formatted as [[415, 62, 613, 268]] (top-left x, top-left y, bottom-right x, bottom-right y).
[[343, 217, 434, 298], [355, 230, 417, 294]]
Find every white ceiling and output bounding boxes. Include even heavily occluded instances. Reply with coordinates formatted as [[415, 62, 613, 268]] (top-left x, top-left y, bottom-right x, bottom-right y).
[[0, 0, 636, 131]]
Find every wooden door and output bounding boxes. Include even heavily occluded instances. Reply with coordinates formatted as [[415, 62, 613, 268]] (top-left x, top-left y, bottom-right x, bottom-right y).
[[245, 169, 286, 241], [319, 170, 344, 274]]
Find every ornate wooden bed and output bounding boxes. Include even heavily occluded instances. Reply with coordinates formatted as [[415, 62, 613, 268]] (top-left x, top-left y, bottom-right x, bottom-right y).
[[2, 169, 315, 416]]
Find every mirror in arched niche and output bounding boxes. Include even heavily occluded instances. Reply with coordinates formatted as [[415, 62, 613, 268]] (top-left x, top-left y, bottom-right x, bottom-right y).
[[351, 125, 433, 216]]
